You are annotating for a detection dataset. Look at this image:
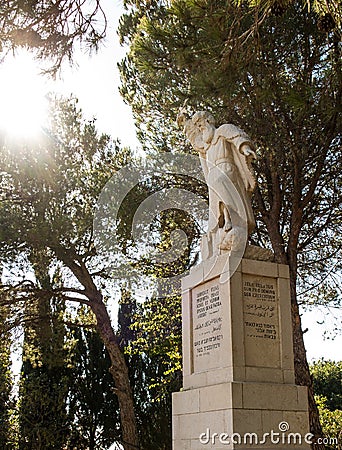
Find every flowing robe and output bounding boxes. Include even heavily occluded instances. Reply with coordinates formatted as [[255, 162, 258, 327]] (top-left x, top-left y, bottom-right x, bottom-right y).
[[203, 124, 256, 235]]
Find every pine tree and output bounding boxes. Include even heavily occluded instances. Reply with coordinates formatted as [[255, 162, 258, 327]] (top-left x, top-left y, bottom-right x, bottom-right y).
[[18, 255, 70, 450], [67, 312, 121, 450], [0, 96, 140, 449]]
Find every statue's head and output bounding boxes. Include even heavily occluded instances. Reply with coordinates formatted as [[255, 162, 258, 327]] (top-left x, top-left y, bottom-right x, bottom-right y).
[[192, 111, 215, 145], [192, 111, 216, 127]]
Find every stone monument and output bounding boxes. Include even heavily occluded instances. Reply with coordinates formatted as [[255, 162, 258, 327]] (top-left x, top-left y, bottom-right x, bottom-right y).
[[172, 110, 310, 449]]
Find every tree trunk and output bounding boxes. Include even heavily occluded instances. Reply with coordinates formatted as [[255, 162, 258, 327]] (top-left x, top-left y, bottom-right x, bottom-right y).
[[288, 265, 325, 450], [90, 293, 140, 450]]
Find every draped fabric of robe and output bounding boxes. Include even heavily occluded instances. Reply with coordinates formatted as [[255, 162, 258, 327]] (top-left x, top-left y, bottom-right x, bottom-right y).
[[205, 124, 256, 235]]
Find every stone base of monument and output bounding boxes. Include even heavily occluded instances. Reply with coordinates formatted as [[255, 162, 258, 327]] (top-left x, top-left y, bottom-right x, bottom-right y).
[[172, 249, 310, 449]]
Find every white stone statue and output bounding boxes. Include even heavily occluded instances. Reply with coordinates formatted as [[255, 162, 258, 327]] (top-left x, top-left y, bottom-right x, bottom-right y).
[[177, 109, 257, 258]]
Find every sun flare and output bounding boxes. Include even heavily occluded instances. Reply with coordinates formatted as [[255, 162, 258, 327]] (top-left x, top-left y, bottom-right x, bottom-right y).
[[0, 51, 48, 139]]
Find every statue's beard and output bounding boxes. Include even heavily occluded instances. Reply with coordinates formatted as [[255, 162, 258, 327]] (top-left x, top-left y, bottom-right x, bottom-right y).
[[188, 129, 204, 150], [187, 124, 214, 150], [203, 127, 214, 144]]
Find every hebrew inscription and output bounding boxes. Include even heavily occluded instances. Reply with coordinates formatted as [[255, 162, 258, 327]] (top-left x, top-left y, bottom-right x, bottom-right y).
[[192, 279, 224, 372], [243, 275, 280, 368]]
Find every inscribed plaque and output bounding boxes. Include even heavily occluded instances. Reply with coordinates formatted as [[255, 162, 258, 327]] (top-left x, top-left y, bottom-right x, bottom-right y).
[[243, 275, 280, 368], [192, 278, 224, 372]]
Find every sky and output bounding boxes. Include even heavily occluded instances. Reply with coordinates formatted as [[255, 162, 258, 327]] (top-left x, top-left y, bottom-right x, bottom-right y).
[[0, 0, 341, 362]]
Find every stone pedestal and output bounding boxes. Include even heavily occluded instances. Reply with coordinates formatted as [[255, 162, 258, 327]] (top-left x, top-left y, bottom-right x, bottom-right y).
[[172, 252, 310, 449]]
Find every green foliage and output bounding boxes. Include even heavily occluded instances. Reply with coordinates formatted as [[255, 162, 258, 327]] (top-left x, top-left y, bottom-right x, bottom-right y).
[[18, 260, 71, 450], [310, 360, 342, 448], [18, 365, 70, 449], [311, 359, 342, 411], [18, 305, 123, 450], [315, 396, 342, 449], [132, 298, 181, 450], [119, 292, 180, 450], [130, 294, 182, 384], [233, 0, 341, 33], [67, 322, 121, 449]]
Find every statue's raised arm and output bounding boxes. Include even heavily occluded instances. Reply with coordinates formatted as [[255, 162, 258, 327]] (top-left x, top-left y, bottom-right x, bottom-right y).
[[178, 110, 257, 258]]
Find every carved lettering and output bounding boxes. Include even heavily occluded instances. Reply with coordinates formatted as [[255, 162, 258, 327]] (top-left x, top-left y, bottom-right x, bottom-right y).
[[243, 275, 281, 368], [192, 281, 224, 371]]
